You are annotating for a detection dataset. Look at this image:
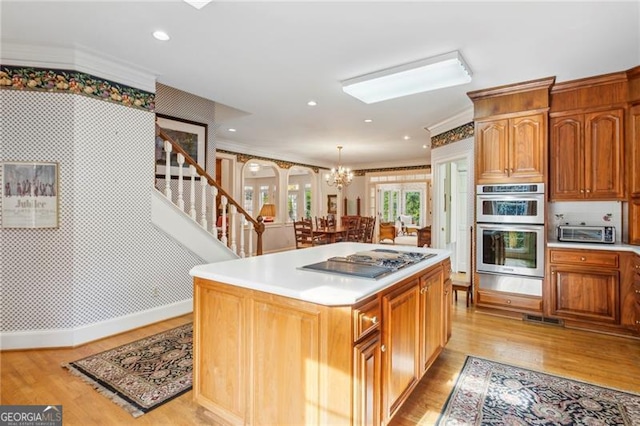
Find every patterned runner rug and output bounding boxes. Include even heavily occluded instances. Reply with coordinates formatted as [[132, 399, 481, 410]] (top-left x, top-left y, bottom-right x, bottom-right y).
[[63, 323, 192, 418], [437, 356, 640, 425]]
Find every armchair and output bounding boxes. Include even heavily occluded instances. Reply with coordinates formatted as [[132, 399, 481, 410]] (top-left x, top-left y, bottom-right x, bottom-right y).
[[379, 222, 396, 244]]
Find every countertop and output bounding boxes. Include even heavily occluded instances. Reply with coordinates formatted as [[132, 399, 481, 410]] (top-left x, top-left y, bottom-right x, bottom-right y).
[[190, 242, 451, 306], [547, 239, 640, 255]]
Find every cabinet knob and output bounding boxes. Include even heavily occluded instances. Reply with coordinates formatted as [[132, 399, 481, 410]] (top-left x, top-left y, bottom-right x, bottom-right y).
[[580, 257, 586, 261], [380, 345, 386, 352], [506, 299, 512, 304], [365, 315, 378, 324], [586, 189, 591, 193], [580, 189, 584, 193], [504, 168, 508, 174], [636, 321, 640, 325], [510, 168, 513, 174], [635, 290, 640, 294]]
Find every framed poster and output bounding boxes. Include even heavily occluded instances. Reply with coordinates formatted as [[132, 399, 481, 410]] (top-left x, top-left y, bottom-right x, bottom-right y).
[[327, 194, 337, 214], [155, 114, 207, 178], [2, 161, 59, 228]]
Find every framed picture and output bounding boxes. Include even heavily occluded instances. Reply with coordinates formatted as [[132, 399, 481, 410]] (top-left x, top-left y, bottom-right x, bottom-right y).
[[155, 114, 207, 178], [327, 194, 337, 214], [2, 161, 59, 228]]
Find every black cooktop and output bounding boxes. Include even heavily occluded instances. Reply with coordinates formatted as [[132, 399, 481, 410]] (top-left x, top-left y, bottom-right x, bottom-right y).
[[300, 249, 436, 279]]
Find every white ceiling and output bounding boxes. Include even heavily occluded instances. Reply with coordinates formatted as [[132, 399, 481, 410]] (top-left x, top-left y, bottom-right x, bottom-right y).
[[2, 1, 639, 169]]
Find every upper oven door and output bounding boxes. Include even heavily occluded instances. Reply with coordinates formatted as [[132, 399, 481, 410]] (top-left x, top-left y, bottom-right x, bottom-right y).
[[476, 194, 545, 224]]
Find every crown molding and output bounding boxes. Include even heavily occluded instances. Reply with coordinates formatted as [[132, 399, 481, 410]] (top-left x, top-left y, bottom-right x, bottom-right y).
[[1, 41, 157, 92]]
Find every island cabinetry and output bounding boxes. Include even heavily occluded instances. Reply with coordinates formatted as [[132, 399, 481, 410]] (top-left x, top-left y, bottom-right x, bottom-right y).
[[547, 249, 620, 325], [443, 259, 452, 343], [193, 250, 451, 426], [549, 109, 625, 200], [475, 113, 546, 184]]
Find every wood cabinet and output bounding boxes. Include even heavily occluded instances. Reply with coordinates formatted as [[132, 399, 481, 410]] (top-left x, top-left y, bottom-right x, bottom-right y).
[[382, 279, 421, 421], [475, 113, 546, 184], [629, 197, 640, 245], [547, 248, 620, 325], [629, 105, 640, 197], [550, 109, 625, 200], [194, 258, 451, 426], [419, 268, 443, 374], [634, 255, 640, 332]]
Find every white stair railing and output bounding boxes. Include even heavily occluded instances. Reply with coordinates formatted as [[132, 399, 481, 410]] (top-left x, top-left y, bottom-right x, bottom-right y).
[[157, 135, 263, 257]]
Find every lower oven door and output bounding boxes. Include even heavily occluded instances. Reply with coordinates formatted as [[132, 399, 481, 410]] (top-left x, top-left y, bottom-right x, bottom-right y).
[[476, 223, 545, 278]]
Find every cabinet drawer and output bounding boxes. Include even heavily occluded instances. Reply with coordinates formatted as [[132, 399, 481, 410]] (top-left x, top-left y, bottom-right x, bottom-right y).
[[353, 298, 380, 342], [549, 249, 619, 268], [477, 290, 542, 312]]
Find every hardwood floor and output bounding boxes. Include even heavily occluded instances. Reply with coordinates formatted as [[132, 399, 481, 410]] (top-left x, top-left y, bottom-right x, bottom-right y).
[[2, 295, 639, 425]]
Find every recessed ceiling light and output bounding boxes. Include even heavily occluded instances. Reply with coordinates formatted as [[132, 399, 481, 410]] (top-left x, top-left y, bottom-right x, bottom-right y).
[[423, 144, 428, 149], [307, 100, 317, 106], [403, 135, 411, 140], [183, 0, 213, 10], [152, 31, 170, 41], [364, 119, 373, 123], [228, 128, 236, 132]]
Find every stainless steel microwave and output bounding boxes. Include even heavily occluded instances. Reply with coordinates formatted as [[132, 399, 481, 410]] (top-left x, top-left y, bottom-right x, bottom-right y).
[[557, 225, 615, 244]]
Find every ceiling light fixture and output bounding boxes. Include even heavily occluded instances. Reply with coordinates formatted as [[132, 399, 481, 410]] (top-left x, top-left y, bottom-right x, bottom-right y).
[[183, 0, 213, 10], [325, 146, 353, 191], [341, 50, 472, 104], [403, 135, 410, 140], [307, 100, 317, 106], [152, 31, 170, 41]]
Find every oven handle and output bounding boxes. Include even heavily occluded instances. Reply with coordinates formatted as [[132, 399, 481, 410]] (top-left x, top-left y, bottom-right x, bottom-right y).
[[476, 223, 545, 231]]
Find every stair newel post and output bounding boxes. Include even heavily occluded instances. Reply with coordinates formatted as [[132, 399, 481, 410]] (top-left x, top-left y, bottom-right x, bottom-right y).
[[176, 153, 185, 211], [211, 186, 219, 239], [239, 215, 246, 258], [200, 177, 208, 230], [229, 204, 237, 254], [220, 196, 228, 246], [163, 140, 172, 199], [189, 165, 197, 220], [255, 217, 265, 256]]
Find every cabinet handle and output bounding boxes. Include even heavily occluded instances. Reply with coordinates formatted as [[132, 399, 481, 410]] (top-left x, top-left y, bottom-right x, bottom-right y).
[[380, 345, 386, 352], [364, 315, 378, 324]]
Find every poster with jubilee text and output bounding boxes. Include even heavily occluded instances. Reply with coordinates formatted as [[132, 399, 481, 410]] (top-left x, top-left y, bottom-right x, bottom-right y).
[[2, 161, 59, 228]]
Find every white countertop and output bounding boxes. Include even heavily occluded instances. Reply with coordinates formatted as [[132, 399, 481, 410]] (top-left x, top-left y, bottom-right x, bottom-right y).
[[547, 240, 640, 255], [190, 242, 451, 306]]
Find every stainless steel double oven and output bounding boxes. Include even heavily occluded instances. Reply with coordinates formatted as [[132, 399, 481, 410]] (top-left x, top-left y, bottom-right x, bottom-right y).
[[476, 184, 545, 296]]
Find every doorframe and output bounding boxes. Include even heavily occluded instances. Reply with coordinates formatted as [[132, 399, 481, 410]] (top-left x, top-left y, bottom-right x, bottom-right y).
[[431, 139, 474, 271]]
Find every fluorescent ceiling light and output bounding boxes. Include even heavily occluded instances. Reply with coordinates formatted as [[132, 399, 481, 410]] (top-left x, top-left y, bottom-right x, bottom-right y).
[[341, 51, 472, 104], [184, 0, 213, 10]]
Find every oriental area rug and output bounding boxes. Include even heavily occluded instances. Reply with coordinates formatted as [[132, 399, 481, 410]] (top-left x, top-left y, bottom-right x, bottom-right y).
[[437, 356, 640, 425], [63, 323, 193, 418]]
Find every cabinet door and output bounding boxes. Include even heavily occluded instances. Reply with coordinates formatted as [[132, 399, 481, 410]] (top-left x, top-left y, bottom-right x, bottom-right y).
[[381, 279, 420, 422], [585, 109, 625, 199], [508, 113, 545, 182], [476, 119, 509, 183], [550, 114, 584, 200], [353, 333, 381, 426], [549, 266, 619, 324], [630, 105, 640, 197], [443, 278, 453, 344], [419, 269, 442, 374]]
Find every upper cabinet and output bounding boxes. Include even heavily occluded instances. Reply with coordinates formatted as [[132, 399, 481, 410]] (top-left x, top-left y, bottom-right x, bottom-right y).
[[468, 77, 555, 185], [549, 72, 629, 201], [476, 113, 546, 184], [549, 109, 624, 200]]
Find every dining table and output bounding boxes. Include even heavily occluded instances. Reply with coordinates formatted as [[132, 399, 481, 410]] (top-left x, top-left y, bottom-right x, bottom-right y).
[[314, 225, 347, 244]]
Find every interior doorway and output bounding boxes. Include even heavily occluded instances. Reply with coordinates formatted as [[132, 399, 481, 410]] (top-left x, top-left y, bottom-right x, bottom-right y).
[[431, 138, 474, 274]]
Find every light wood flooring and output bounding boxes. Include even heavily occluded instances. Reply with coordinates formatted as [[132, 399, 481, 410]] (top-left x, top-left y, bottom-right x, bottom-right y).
[[2, 294, 639, 425]]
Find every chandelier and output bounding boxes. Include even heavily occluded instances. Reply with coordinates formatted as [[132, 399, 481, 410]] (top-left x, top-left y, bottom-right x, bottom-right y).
[[325, 146, 353, 190]]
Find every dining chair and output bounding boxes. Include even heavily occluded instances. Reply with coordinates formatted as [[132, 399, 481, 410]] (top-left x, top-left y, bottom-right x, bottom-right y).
[[342, 216, 362, 242], [294, 219, 327, 248]]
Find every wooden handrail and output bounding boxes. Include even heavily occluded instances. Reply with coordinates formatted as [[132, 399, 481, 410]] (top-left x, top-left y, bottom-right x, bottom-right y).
[[155, 124, 265, 255]]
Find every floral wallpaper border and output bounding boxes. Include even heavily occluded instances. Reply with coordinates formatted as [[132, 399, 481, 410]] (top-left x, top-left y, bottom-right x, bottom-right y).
[[0, 65, 155, 111], [431, 122, 474, 148]]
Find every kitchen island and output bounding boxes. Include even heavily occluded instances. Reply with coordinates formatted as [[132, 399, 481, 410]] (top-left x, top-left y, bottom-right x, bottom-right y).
[[190, 242, 451, 426]]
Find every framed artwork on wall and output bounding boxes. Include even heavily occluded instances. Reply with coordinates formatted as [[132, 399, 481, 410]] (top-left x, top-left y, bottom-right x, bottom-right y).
[[155, 114, 207, 178], [2, 161, 59, 228], [327, 194, 337, 214]]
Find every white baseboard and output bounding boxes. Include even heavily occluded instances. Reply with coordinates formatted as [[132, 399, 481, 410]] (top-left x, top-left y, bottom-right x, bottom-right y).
[[0, 299, 193, 350]]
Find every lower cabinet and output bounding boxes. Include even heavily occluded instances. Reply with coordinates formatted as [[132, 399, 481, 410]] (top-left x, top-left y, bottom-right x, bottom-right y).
[[548, 265, 619, 323], [353, 333, 381, 426], [420, 268, 443, 374]]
